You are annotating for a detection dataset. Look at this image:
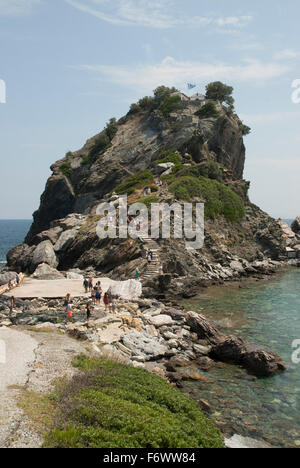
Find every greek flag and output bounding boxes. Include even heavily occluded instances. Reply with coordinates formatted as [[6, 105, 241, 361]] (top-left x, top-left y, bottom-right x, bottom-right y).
[[187, 83, 196, 90]]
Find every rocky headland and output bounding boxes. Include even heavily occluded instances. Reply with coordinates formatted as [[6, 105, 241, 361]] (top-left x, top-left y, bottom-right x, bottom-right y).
[[4, 85, 289, 297], [0, 84, 295, 447]]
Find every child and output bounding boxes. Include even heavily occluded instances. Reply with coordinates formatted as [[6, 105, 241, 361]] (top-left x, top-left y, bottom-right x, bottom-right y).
[[65, 302, 74, 324], [103, 292, 109, 311]]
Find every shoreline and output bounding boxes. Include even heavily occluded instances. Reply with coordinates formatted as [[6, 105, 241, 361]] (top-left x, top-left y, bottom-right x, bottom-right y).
[[0, 268, 289, 448]]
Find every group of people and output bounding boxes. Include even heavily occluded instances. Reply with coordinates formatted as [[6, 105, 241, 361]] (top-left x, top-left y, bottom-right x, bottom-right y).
[[64, 278, 118, 324]]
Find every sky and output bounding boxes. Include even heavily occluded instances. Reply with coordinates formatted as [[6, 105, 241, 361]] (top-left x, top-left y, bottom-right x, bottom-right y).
[[0, 0, 299, 220]]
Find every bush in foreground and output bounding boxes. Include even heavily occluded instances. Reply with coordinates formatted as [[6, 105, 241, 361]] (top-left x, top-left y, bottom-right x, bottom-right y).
[[43, 355, 224, 449]]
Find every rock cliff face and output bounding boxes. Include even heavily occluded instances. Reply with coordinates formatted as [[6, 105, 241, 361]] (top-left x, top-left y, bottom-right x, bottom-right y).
[[25, 101, 245, 242], [7, 90, 288, 290]]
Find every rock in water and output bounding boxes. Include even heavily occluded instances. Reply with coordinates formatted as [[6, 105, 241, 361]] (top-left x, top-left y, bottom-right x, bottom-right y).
[[242, 348, 287, 377], [211, 336, 247, 363], [185, 311, 225, 345], [211, 338, 287, 377]]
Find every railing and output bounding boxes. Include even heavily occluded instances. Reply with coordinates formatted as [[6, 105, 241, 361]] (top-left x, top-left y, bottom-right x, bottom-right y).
[[0, 273, 24, 295]]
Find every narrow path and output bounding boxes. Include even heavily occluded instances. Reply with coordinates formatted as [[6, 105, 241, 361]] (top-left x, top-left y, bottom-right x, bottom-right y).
[[0, 328, 38, 447], [0, 327, 89, 448]]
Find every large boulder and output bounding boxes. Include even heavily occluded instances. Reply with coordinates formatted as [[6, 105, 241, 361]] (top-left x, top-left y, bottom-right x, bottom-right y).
[[122, 330, 168, 361], [33, 226, 63, 245], [211, 337, 247, 362], [54, 228, 79, 252], [32, 263, 65, 280], [107, 279, 142, 300], [30, 240, 58, 272], [242, 347, 287, 377], [6, 243, 35, 272], [291, 217, 300, 234], [0, 271, 18, 286], [147, 314, 175, 328], [211, 338, 287, 377], [185, 311, 225, 345]]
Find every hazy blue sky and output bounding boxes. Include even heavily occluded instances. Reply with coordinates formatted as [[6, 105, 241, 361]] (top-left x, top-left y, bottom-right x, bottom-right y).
[[0, 0, 299, 219]]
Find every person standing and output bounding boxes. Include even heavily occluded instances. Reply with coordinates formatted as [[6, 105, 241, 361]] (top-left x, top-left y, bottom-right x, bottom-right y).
[[8, 296, 15, 317], [135, 267, 140, 281], [103, 292, 109, 312], [64, 293, 71, 307], [96, 287, 102, 305], [88, 277, 94, 292], [91, 287, 96, 305], [83, 278, 89, 294], [159, 263, 164, 275], [65, 302, 74, 324]]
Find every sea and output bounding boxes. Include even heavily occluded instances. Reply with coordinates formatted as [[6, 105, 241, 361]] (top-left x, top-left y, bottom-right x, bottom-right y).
[[0, 219, 32, 269]]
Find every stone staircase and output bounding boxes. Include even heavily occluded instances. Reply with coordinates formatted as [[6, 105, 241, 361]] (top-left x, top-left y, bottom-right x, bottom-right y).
[[141, 238, 161, 281]]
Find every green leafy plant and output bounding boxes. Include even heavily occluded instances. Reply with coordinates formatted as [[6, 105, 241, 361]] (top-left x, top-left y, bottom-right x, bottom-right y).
[[195, 102, 220, 119], [169, 175, 244, 221], [160, 95, 183, 117], [114, 170, 154, 195], [44, 355, 224, 449], [60, 161, 72, 177], [205, 81, 235, 109]]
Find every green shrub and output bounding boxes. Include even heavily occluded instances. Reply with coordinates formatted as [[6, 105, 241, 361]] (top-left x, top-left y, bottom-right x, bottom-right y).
[[128, 103, 142, 115], [135, 195, 160, 210], [205, 81, 234, 108], [156, 148, 182, 166], [149, 185, 159, 192], [180, 162, 222, 181], [105, 118, 118, 141], [160, 95, 183, 117], [169, 176, 244, 221], [195, 102, 220, 119], [44, 356, 224, 449], [138, 96, 155, 111], [241, 124, 251, 136], [60, 161, 72, 177], [114, 170, 154, 195], [86, 133, 110, 164]]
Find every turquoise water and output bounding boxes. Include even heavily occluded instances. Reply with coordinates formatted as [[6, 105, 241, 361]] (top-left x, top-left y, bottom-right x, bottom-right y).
[[0, 220, 31, 267], [184, 269, 300, 448]]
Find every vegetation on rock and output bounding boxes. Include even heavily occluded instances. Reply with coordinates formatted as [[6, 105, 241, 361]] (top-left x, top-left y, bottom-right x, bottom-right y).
[[60, 161, 72, 177], [43, 355, 224, 449], [205, 81, 235, 109], [114, 170, 154, 195], [195, 102, 220, 119], [81, 118, 118, 167], [169, 175, 245, 222]]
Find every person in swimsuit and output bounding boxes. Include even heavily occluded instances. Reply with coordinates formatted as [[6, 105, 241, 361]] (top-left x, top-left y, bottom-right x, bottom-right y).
[[96, 288, 102, 305], [103, 292, 109, 311], [65, 302, 74, 324]]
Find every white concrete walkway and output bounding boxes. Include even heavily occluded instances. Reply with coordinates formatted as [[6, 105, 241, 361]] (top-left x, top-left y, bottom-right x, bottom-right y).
[[3, 277, 141, 299]]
